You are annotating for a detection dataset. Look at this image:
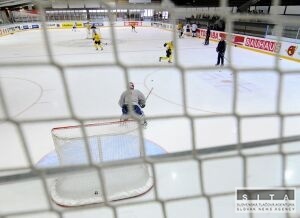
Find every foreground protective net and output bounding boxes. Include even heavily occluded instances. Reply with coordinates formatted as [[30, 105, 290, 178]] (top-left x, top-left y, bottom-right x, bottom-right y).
[[0, 0, 300, 217]]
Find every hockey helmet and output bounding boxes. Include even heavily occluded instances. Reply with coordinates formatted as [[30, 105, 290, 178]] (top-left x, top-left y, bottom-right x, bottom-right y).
[[129, 82, 134, 89]]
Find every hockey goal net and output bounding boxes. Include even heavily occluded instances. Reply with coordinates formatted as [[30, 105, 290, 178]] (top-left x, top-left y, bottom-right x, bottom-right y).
[[51, 120, 153, 206]]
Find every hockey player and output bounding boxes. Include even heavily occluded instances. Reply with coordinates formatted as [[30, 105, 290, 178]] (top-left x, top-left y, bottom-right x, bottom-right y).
[[177, 22, 184, 38], [179, 27, 184, 38], [119, 82, 147, 126], [131, 23, 137, 32], [91, 23, 97, 36], [159, 41, 174, 63], [191, 23, 197, 37], [72, 22, 77, 32], [186, 24, 191, 36], [93, 32, 103, 51], [204, 25, 211, 45], [215, 35, 226, 66]]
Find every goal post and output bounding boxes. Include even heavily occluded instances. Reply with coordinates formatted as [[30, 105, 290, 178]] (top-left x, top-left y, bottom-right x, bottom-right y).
[[50, 120, 153, 206]]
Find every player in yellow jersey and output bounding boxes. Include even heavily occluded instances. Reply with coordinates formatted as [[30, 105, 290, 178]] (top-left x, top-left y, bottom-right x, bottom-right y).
[[159, 41, 174, 63], [177, 22, 184, 38], [93, 33, 103, 51]]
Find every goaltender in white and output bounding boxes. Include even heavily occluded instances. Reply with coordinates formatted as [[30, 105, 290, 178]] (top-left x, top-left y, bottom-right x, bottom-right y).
[[118, 82, 147, 126]]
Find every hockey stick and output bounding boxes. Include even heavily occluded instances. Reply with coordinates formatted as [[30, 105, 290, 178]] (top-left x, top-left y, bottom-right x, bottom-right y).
[[140, 87, 153, 128], [145, 87, 154, 100]]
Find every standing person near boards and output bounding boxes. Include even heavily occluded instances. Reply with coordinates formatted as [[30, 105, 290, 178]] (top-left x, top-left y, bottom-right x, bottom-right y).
[[215, 35, 226, 67]]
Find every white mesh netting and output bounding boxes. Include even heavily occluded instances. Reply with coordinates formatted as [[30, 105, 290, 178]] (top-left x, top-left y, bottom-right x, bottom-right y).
[[0, 0, 300, 217]]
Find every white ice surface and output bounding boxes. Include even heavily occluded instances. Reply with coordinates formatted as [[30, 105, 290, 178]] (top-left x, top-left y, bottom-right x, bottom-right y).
[[0, 27, 299, 217]]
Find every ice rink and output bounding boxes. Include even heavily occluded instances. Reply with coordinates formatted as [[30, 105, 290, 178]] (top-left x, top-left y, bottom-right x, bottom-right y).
[[0, 26, 300, 217]]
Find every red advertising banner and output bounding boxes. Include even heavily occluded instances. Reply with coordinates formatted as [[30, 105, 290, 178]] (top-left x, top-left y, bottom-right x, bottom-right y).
[[124, 21, 142, 27], [196, 29, 226, 40], [197, 29, 206, 38], [210, 31, 226, 40], [232, 35, 245, 45], [244, 37, 278, 52]]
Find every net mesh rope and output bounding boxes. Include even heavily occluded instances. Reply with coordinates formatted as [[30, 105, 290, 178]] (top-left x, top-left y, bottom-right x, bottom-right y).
[[0, 0, 300, 217]]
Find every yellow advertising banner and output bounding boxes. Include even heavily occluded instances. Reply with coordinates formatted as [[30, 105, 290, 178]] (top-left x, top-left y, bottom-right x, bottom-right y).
[[61, 22, 84, 28]]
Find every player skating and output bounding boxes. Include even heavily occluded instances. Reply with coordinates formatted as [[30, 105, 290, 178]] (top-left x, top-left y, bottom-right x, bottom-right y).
[[91, 23, 97, 37], [159, 41, 174, 63], [119, 82, 147, 126], [93, 32, 103, 51], [191, 23, 197, 37], [72, 22, 77, 32], [131, 23, 137, 33], [186, 23, 191, 36], [177, 22, 184, 38]]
